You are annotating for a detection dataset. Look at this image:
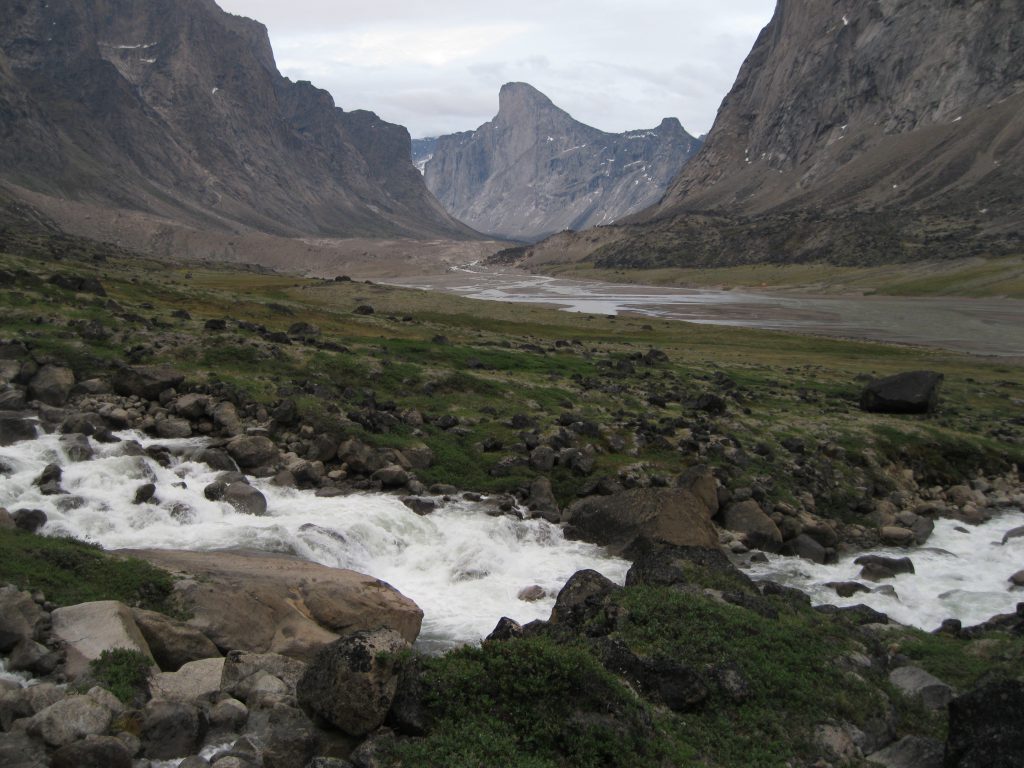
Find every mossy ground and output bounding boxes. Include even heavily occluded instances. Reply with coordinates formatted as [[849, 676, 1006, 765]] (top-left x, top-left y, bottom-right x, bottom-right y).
[[2, 227, 1022, 512], [0, 528, 177, 613]]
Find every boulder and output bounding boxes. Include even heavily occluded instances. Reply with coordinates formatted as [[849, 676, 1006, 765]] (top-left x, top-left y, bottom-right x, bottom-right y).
[[0, 731, 49, 768], [296, 629, 409, 737], [719, 499, 783, 553], [116, 549, 423, 662], [50, 600, 156, 679], [140, 700, 208, 759], [60, 432, 93, 462], [564, 487, 718, 555], [0, 585, 46, 653], [779, 533, 827, 563], [112, 365, 185, 400], [156, 417, 193, 439], [28, 695, 114, 747], [132, 608, 221, 671], [945, 679, 1024, 767], [888, 666, 953, 710], [223, 482, 268, 516], [209, 697, 249, 732], [865, 735, 943, 768], [372, 465, 409, 489], [526, 476, 559, 523], [549, 569, 620, 630], [173, 394, 213, 420], [149, 658, 225, 703], [856, 555, 915, 582], [8, 638, 60, 676], [12, 508, 47, 532], [0, 416, 36, 445], [227, 435, 279, 469], [0, 388, 26, 410], [251, 703, 319, 768], [859, 371, 942, 414], [213, 401, 242, 436], [625, 544, 754, 591], [879, 526, 916, 546], [50, 736, 132, 768], [221, 651, 307, 701], [484, 617, 524, 643], [28, 364, 75, 406]]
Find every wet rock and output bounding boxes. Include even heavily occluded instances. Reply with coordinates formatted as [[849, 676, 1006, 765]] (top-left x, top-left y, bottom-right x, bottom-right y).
[[0, 415, 36, 445], [720, 499, 782, 553], [50, 735, 133, 768], [8, 638, 60, 676], [33, 462, 63, 495], [526, 476, 559, 523], [141, 700, 208, 760], [28, 695, 114, 747], [855, 555, 915, 581], [828, 581, 871, 598], [945, 679, 1024, 768], [1002, 525, 1024, 545], [1010, 570, 1024, 587], [859, 371, 942, 414], [254, 703, 320, 768], [28, 364, 75, 406], [888, 666, 953, 710], [134, 483, 157, 504], [223, 482, 268, 516], [626, 543, 753, 591], [517, 585, 546, 602], [879, 525, 916, 546], [564, 487, 718, 555], [296, 629, 409, 737], [12, 508, 47, 532], [779, 533, 827, 563], [0, 388, 27, 411], [59, 432, 94, 462], [401, 497, 436, 516], [227, 435, 279, 469]]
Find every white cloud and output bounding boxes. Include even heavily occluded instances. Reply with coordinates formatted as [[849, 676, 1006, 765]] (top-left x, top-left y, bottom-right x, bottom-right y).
[[216, 0, 777, 138]]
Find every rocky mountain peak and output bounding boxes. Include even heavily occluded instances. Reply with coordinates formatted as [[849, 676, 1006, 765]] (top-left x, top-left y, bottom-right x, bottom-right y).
[[424, 83, 701, 241]]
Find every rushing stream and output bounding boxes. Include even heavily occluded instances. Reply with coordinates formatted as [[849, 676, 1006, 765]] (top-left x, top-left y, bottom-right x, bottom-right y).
[[3, 430, 1022, 648], [0, 430, 629, 651]]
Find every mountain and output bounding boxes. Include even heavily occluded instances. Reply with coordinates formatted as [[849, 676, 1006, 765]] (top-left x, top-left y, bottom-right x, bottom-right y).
[[501, 0, 1024, 269], [0, 0, 475, 242], [424, 82, 701, 242]]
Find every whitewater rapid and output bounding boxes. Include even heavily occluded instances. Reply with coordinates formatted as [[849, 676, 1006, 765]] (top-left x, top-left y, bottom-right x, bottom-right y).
[[0, 431, 629, 650], [746, 512, 1024, 630]]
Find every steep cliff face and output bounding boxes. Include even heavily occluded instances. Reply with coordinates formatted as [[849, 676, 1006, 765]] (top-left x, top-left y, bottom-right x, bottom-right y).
[[0, 0, 475, 240], [425, 83, 700, 242], [506, 0, 1024, 268]]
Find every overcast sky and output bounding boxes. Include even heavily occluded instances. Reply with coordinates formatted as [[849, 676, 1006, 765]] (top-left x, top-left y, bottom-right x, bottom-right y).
[[216, 0, 776, 139]]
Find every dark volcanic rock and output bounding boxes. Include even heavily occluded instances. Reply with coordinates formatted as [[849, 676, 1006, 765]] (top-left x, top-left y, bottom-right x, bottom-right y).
[[860, 371, 943, 414], [426, 82, 700, 241]]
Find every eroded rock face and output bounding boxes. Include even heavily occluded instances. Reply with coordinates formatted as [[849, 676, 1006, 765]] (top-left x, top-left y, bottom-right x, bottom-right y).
[[116, 549, 423, 662], [425, 82, 701, 241], [296, 629, 409, 737], [0, 0, 473, 242]]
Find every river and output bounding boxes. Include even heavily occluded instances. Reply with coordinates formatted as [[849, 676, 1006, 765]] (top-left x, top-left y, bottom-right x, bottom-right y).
[[385, 265, 1024, 358]]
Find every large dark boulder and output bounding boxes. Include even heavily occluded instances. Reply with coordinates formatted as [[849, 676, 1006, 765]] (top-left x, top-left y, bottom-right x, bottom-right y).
[[564, 487, 718, 555], [50, 735, 132, 768], [625, 543, 754, 592], [28, 364, 75, 406], [945, 679, 1024, 767], [860, 371, 942, 414], [719, 499, 782, 553], [549, 569, 621, 633], [227, 435, 279, 469], [0, 416, 36, 445], [296, 629, 409, 737], [140, 701, 208, 760], [112, 365, 185, 400]]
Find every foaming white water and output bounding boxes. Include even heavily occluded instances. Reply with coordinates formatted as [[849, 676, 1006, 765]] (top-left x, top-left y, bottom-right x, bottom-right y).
[[745, 512, 1024, 630], [0, 432, 629, 650], [0, 657, 33, 688]]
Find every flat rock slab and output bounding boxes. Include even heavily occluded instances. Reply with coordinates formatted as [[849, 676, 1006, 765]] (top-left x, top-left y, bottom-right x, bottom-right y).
[[116, 549, 423, 663], [50, 600, 156, 679]]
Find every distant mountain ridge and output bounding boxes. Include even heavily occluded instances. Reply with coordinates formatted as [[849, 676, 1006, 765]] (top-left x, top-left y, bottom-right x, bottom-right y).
[[0, 0, 475, 242], [500, 0, 1024, 269], [424, 83, 701, 242]]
